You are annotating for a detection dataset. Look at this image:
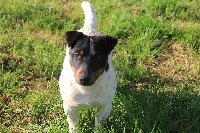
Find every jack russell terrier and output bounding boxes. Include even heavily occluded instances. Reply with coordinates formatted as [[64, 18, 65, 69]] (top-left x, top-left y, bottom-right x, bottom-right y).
[[59, 1, 118, 132]]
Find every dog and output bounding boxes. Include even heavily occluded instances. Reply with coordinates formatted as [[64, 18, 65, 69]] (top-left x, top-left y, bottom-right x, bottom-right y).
[[59, 1, 118, 132]]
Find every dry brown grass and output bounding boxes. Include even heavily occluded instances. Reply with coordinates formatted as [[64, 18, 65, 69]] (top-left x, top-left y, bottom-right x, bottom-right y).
[[149, 43, 199, 90]]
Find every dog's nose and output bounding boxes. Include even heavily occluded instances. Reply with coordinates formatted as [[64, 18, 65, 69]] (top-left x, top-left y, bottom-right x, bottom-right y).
[[80, 76, 90, 85]]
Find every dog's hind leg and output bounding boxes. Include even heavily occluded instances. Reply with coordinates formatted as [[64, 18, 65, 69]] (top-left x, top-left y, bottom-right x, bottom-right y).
[[67, 108, 79, 133], [95, 103, 112, 127]]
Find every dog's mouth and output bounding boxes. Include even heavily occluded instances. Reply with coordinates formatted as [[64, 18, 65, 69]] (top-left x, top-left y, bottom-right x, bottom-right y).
[[78, 81, 94, 86]]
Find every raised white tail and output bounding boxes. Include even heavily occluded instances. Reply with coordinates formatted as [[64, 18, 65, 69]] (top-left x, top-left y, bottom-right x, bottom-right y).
[[81, 1, 98, 29]]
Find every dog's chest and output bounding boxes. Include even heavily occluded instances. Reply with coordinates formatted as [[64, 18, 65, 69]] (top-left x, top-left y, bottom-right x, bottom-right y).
[[68, 77, 115, 108]]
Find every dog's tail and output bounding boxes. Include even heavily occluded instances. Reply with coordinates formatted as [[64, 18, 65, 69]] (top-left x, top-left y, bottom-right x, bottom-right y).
[[81, 1, 98, 29]]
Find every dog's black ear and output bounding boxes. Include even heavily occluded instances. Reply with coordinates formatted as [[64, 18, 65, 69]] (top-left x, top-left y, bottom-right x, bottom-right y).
[[100, 36, 118, 54], [66, 31, 83, 48]]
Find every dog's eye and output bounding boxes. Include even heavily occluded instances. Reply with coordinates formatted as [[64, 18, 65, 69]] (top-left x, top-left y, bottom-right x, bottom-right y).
[[73, 53, 80, 59]]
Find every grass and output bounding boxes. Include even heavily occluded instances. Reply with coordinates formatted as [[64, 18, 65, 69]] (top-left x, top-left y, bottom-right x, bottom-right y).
[[0, 0, 200, 132]]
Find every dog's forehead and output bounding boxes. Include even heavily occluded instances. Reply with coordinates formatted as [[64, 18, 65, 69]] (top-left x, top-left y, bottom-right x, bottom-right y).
[[74, 35, 104, 51]]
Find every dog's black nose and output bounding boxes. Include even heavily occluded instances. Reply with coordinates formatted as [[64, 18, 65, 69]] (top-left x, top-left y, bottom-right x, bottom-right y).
[[80, 76, 90, 85]]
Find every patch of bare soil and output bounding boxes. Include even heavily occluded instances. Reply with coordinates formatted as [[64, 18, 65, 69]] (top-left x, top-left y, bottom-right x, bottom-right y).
[[149, 43, 199, 89]]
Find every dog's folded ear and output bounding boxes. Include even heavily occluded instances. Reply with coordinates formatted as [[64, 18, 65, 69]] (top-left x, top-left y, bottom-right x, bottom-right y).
[[66, 31, 83, 48], [100, 36, 118, 54]]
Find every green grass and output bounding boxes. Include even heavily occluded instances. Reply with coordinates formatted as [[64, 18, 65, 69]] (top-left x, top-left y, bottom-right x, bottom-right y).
[[0, 0, 200, 132]]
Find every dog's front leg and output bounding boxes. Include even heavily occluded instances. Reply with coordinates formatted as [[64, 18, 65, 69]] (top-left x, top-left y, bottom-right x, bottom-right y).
[[95, 103, 112, 127], [67, 108, 79, 133]]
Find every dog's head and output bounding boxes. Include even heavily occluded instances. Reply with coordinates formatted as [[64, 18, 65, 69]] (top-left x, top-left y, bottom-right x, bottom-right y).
[[66, 31, 117, 86]]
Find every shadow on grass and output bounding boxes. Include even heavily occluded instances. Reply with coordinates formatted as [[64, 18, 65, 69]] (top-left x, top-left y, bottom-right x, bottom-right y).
[[107, 69, 200, 133]]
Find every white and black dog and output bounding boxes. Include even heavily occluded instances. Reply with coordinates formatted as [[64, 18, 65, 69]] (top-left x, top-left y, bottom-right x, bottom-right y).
[[59, 1, 117, 132]]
